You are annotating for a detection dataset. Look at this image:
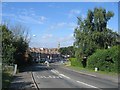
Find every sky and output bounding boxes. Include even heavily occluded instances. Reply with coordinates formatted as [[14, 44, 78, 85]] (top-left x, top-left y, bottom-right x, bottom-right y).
[[2, 2, 118, 48], [2, 0, 120, 2]]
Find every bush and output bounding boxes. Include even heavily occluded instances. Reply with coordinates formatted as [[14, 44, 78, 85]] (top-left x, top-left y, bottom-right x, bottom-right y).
[[87, 46, 119, 72], [69, 58, 82, 67], [2, 65, 14, 89]]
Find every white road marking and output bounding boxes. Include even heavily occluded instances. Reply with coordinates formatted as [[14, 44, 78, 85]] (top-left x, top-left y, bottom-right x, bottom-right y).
[[52, 76, 56, 78], [40, 76, 43, 78], [48, 76, 52, 78], [50, 69, 99, 89], [59, 74, 71, 79], [54, 70, 59, 73], [38, 75, 62, 79], [51, 69, 60, 74], [76, 81, 98, 88], [51, 69, 71, 79], [51, 70, 58, 74], [56, 76, 60, 78], [37, 76, 39, 78], [34, 69, 102, 89], [58, 75, 62, 78]]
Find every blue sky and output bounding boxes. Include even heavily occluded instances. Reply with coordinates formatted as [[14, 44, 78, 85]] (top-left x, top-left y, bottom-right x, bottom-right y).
[[2, 2, 118, 48]]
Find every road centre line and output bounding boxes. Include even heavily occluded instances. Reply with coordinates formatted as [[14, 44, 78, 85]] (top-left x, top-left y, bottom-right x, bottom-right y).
[[53, 69, 59, 73], [76, 80, 98, 88], [39, 69, 101, 89], [50, 69, 100, 89], [51, 69, 71, 79], [59, 74, 71, 79], [51, 69, 60, 74], [51, 70, 59, 74]]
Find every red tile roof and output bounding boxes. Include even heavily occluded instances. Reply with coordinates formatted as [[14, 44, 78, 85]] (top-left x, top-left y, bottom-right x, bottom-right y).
[[29, 47, 59, 54]]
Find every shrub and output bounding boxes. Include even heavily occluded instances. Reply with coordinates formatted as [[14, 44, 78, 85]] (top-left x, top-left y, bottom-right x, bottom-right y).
[[87, 46, 119, 72], [69, 58, 82, 67]]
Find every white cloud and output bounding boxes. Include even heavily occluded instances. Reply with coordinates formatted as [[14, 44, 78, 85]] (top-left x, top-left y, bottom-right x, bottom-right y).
[[58, 34, 74, 42], [42, 34, 53, 39], [17, 15, 45, 24], [48, 22, 76, 31], [70, 9, 80, 14], [56, 34, 74, 47], [16, 8, 47, 24], [30, 33, 74, 48], [48, 3, 61, 8], [40, 16, 47, 21], [2, 8, 47, 24], [2, 13, 16, 17], [57, 22, 66, 27], [69, 9, 81, 18], [49, 22, 66, 29]]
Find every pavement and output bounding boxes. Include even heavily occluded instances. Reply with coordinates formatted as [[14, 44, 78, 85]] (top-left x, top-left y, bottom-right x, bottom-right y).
[[9, 66, 36, 90], [9, 63, 119, 90]]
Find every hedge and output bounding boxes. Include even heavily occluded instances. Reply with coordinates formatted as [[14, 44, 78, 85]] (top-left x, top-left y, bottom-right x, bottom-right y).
[[69, 58, 82, 67], [87, 46, 119, 72]]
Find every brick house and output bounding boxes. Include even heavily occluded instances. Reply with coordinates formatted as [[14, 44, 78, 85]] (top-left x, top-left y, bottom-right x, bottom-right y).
[[29, 47, 60, 62]]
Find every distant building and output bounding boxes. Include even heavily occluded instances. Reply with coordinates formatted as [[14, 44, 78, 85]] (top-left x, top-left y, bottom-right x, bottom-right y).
[[29, 47, 60, 62]]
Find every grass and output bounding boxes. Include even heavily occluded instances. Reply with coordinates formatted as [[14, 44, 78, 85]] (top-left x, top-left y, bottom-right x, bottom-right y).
[[2, 66, 14, 89], [64, 61, 118, 76]]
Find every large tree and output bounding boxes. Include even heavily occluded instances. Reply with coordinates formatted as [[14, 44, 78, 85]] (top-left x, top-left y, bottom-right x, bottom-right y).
[[74, 7, 119, 61], [2, 25, 16, 65], [1, 23, 31, 67]]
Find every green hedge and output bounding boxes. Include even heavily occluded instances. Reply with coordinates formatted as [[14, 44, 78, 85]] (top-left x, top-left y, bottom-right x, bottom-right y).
[[87, 46, 119, 72], [69, 58, 82, 67]]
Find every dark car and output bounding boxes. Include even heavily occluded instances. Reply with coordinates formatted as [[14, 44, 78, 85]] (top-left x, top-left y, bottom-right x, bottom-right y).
[[39, 58, 46, 63], [48, 59, 55, 63]]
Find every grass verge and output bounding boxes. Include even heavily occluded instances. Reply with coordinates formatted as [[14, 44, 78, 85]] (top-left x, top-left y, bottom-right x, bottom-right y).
[[64, 61, 118, 76]]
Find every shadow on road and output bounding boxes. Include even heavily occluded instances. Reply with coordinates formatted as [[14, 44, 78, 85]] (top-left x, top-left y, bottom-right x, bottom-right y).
[[7, 63, 57, 90], [19, 63, 55, 73]]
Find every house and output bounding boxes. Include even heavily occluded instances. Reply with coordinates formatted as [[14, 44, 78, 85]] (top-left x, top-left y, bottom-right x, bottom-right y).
[[29, 47, 60, 62]]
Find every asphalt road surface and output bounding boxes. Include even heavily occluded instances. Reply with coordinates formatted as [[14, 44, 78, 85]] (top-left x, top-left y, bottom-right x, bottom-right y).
[[32, 63, 118, 90]]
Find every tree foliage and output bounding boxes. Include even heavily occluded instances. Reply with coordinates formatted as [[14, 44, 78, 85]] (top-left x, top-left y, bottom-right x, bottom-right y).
[[2, 25, 16, 64], [74, 7, 119, 59], [59, 46, 75, 58], [1, 23, 32, 67], [87, 46, 119, 72]]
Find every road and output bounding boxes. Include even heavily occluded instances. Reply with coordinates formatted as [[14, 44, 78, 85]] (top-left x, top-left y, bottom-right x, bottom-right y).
[[32, 63, 118, 89]]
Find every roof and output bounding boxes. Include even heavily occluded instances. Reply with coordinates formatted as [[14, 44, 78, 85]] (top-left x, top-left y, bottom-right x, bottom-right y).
[[29, 47, 59, 54]]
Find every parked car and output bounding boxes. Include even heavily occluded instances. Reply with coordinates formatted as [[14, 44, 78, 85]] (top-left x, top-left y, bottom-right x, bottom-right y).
[[35, 59, 39, 63], [39, 58, 46, 63], [48, 59, 55, 63]]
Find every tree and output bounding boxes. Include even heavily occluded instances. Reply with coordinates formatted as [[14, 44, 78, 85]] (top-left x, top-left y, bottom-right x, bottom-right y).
[[74, 7, 120, 67], [59, 46, 75, 58], [10, 24, 30, 67], [1, 23, 32, 67], [1, 25, 16, 65]]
